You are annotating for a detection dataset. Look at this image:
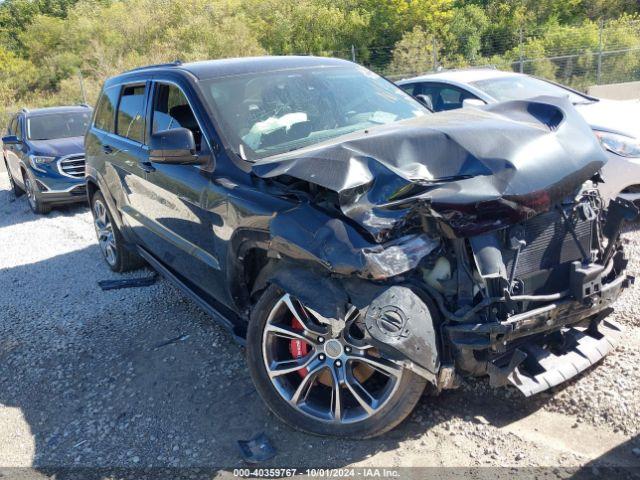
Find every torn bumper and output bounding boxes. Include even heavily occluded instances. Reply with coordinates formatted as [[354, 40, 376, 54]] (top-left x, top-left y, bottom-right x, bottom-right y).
[[506, 318, 623, 396], [446, 272, 630, 350], [446, 269, 631, 394]]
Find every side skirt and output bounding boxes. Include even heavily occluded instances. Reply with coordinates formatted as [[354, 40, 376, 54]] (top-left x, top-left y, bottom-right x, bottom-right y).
[[136, 246, 247, 346]]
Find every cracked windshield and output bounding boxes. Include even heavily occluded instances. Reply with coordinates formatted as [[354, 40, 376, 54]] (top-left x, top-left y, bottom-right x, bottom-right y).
[[202, 66, 428, 160]]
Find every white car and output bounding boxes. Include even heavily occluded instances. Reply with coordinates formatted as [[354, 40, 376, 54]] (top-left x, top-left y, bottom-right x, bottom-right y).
[[397, 69, 640, 204]]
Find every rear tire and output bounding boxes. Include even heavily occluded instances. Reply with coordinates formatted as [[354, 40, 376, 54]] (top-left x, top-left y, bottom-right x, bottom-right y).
[[246, 283, 427, 438], [91, 190, 144, 272]]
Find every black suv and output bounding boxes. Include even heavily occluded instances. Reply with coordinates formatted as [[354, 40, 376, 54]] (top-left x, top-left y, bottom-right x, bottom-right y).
[[3, 106, 92, 213], [86, 57, 635, 438]]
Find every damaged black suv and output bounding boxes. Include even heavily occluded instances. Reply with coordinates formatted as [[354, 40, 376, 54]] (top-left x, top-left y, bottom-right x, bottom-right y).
[[86, 56, 637, 438]]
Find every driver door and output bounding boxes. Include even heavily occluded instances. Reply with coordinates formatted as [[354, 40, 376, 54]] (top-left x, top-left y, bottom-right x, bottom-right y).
[[134, 80, 229, 305]]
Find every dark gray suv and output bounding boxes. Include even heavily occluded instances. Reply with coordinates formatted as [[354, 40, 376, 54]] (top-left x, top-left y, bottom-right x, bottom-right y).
[[85, 56, 635, 438]]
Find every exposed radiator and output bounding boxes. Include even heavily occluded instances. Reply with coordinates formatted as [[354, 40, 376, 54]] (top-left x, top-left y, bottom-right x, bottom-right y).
[[504, 209, 592, 278]]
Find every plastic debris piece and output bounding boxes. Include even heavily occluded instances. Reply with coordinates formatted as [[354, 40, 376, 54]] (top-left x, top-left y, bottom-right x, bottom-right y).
[[98, 274, 157, 291], [237, 433, 276, 463]]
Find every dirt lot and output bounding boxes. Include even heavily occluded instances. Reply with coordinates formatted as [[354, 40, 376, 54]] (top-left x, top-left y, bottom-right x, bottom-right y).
[[0, 161, 639, 478]]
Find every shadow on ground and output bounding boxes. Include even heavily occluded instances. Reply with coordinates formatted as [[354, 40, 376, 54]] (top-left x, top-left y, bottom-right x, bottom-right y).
[[1, 169, 639, 480], [0, 232, 553, 480]]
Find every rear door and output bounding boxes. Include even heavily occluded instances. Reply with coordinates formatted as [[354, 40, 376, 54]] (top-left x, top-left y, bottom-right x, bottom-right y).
[[95, 82, 155, 245], [132, 80, 228, 303]]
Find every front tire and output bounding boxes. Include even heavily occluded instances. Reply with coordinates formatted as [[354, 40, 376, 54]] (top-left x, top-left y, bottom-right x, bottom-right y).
[[91, 191, 144, 272], [23, 173, 50, 214], [246, 284, 427, 438], [5, 161, 24, 197]]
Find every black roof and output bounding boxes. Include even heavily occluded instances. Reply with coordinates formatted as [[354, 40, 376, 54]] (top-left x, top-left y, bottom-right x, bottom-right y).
[[111, 56, 354, 83], [22, 105, 92, 117]]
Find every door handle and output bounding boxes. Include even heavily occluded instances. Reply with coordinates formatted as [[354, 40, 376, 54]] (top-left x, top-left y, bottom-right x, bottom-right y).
[[140, 161, 156, 173], [102, 144, 113, 154]]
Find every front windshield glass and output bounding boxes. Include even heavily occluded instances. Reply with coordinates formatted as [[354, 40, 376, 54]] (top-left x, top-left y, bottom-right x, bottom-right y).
[[470, 76, 590, 104], [27, 112, 91, 140], [200, 65, 428, 160]]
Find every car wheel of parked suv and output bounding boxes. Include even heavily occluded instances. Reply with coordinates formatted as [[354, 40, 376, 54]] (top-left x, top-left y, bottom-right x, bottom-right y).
[[4, 160, 24, 197], [91, 191, 144, 272], [246, 285, 427, 438], [23, 173, 50, 214]]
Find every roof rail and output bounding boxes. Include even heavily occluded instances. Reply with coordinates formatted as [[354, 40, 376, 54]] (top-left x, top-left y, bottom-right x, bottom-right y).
[[123, 60, 182, 74], [79, 103, 92, 108]]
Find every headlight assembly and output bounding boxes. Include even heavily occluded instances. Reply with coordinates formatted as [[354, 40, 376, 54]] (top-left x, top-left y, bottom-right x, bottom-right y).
[[28, 155, 56, 172], [594, 130, 640, 158]]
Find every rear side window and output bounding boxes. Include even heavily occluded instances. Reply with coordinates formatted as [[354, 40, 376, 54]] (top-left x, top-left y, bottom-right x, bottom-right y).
[[94, 86, 120, 133], [116, 84, 147, 143]]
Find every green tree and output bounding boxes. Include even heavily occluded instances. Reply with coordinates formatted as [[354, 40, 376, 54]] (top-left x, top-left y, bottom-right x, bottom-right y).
[[387, 26, 438, 76]]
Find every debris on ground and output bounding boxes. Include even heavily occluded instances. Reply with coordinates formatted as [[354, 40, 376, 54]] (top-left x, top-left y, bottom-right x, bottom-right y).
[[237, 433, 277, 463], [98, 274, 158, 290]]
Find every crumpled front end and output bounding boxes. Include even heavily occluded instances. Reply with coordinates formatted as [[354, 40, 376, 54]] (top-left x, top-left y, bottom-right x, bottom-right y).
[[440, 188, 637, 394], [254, 97, 637, 395]]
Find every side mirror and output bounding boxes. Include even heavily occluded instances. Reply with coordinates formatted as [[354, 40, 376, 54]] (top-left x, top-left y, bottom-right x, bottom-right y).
[[149, 128, 203, 165], [462, 98, 486, 109], [2, 135, 21, 145], [414, 94, 434, 112]]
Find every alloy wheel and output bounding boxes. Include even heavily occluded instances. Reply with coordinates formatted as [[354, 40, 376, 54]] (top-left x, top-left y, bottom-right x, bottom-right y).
[[93, 198, 117, 266], [261, 293, 403, 424], [24, 177, 37, 210]]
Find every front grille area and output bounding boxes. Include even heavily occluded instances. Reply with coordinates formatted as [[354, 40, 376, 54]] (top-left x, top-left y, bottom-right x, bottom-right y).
[[504, 209, 592, 278], [58, 155, 86, 178]]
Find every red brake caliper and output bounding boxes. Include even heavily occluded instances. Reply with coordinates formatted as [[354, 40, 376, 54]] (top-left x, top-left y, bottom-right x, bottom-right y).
[[289, 316, 309, 377]]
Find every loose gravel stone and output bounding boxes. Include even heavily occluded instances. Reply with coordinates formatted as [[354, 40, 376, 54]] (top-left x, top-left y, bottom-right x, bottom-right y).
[[1, 163, 638, 470]]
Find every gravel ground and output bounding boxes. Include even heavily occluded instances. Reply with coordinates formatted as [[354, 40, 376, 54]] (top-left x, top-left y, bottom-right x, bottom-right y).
[[0, 161, 639, 478]]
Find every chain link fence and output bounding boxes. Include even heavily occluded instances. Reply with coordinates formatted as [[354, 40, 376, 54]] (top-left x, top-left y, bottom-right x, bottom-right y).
[[323, 19, 640, 91]]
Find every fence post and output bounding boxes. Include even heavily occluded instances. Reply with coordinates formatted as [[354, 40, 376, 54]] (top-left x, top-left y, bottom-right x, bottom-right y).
[[78, 71, 87, 104], [432, 36, 437, 71], [597, 19, 604, 84], [351, 44, 356, 63], [518, 26, 524, 73]]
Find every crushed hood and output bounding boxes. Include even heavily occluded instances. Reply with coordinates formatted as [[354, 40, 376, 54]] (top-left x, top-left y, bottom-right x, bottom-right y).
[[253, 97, 607, 239]]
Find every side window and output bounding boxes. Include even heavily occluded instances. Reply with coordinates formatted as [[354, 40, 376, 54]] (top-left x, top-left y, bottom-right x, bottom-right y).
[[6, 116, 16, 136], [399, 83, 415, 96], [152, 83, 202, 151], [94, 86, 120, 133], [418, 84, 477, 112], [14, 116, 23, 140], [116, 84, 147, 143]]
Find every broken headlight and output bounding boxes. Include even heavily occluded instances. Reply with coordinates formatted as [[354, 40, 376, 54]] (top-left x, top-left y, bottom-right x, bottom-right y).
[[594, 130, 640, 158]]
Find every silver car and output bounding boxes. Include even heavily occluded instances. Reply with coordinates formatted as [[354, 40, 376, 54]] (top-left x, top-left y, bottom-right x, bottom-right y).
[[397, 69, 640, 204]]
